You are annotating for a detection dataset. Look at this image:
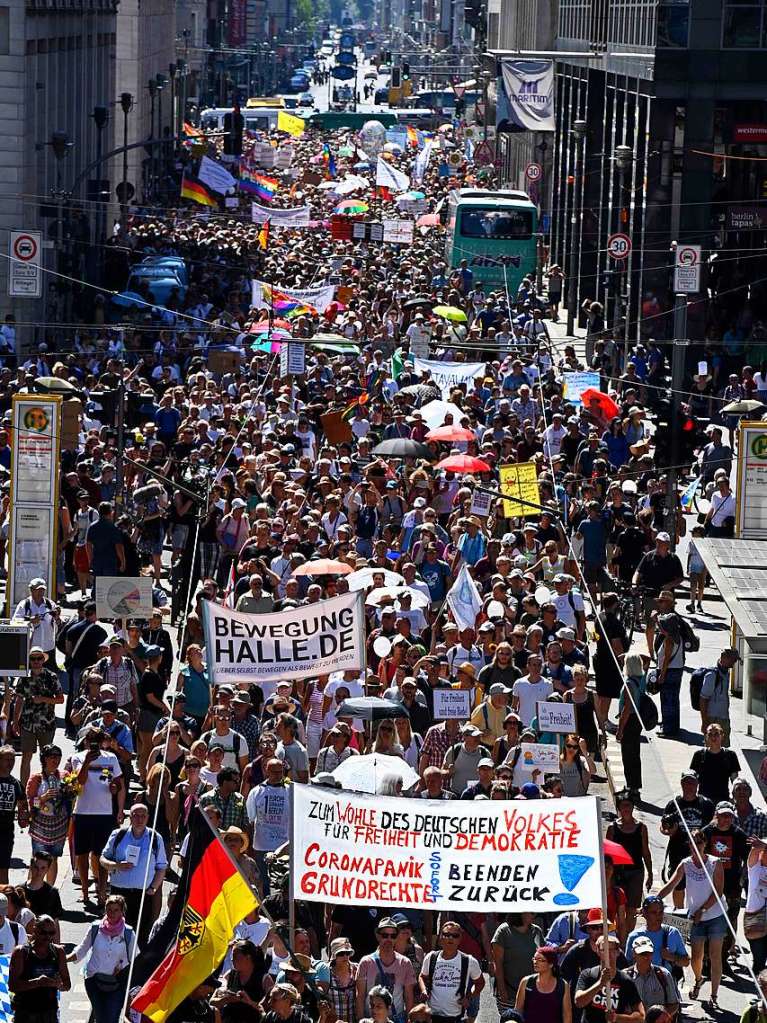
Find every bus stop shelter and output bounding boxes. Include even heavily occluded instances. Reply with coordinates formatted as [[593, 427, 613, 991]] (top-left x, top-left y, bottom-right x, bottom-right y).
[[696, 537, 767, 740]]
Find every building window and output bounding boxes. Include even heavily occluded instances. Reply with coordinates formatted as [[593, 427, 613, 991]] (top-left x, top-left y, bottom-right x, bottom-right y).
[[723, 0, 762, 46], [0, 8, 9, 55], [657, 0, 689, 46]]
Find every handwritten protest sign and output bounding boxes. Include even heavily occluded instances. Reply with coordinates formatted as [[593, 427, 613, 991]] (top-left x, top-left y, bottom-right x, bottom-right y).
[[292, 787, 602, 911], [433, 689, 472, 720], [563, 372, 600, 407], [499, 462, 541, 518], [536, 701, 577, 733], [200, 591, 365, 684], [519, 742, 561, 771]]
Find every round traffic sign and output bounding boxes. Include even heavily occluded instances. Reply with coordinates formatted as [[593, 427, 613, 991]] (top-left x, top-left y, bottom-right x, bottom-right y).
[[677, 245, 699, 267], [13, 235, 38, 261], [525, 162, 542, 182], [607, 232, 631, 260]]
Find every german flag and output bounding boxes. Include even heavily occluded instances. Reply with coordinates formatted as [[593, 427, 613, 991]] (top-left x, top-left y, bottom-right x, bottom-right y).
[[258, 218, 270, 252], [180, 175, 218, 207], [131, 809, 258, 1022]]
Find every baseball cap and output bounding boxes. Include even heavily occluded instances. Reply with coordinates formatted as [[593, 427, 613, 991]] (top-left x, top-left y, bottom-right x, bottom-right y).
[[478, 757, 495, 769], [632, 936, 655, 955], [656, 531, 671, 543], [715, 801, 735, 814], [489, 682, 511, 696], [231, 498, 247, 510], [520, 783, 540, 799], [460, 723, 482, 736], [681, 769, 698, 781]]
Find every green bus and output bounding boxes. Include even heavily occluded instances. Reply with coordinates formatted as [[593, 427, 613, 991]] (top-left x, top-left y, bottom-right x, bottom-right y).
[[445, 188, 538, 293], [307, 111, 397, 131]]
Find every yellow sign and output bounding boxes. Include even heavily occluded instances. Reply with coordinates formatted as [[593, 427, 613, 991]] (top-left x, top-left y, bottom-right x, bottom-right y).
[[499, 462, 540, 518], [277, 111, 305, 137]]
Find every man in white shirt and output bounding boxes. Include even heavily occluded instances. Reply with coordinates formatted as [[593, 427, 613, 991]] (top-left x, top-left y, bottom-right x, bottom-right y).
[[246, 757, 291, 895], [419, 921, 484, 1019], [13, 578, 60, 658], [542, 413, 567, 458], [551, 574, 587, 641], [0, 893, 25, 954], [511, 655, 554, 725]]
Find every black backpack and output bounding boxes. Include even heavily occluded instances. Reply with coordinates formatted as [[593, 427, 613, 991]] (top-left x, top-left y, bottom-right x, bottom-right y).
[[689, 665, 724, 711], [677, 616, 700, 653]]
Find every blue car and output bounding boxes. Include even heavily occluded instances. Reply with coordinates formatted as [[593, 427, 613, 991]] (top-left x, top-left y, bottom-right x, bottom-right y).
[[140, 256, 188, 286]]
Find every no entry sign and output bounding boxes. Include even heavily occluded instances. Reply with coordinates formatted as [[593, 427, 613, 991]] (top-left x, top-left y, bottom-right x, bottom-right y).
[[9, 231, 42, 298]]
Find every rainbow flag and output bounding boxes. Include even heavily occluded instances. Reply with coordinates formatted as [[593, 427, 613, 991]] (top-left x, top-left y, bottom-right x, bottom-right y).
[[260, 282, 318, 315], [322, 143, 337, 179], [240, 170, 278, 201], [406, 126, 420, 148]]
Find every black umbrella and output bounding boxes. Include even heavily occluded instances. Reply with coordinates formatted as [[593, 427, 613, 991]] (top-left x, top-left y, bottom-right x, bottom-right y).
[[337, 697, 410, 721], [373, 438, 432, 459], [403, 296, 434, 310], [398, 382, 442, 406]]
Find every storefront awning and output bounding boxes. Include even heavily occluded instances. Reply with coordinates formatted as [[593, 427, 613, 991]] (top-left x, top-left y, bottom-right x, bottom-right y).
[[696, 537, 767, 652]]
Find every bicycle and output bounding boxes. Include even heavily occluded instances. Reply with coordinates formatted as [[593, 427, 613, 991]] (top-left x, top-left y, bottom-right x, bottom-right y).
[[615, 580, 638, 636]]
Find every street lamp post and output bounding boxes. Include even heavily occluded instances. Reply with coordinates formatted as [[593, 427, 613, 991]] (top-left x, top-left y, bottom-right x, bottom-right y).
[[566, 118, 587, 336], [147, 79, 157, 200], [118, 93, 133, 233], [155, 75, 166, 200], [49, 131, 73, 319], [168, 64, 177, 155], [613, 143, 633, 340], [90, 106, 109, 278]]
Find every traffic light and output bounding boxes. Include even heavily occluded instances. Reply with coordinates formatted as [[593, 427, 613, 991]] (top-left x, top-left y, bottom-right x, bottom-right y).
[[223, 109, 244, 156], [402, 61, 410, 79], [391, 66, 401, 89], [464, 0, 484, 28], [455, 96, 465, 117], [678, 410, 699, 464]]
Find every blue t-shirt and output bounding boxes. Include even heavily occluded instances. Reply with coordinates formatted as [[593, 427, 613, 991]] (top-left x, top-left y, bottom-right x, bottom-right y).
[[420, 561, 451, 601], [625, 925, 686, 967], [578, 518, 607, 565]]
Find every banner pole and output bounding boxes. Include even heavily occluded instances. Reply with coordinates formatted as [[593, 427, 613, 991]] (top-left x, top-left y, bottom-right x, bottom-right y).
[[596, 796, 612, 1013]]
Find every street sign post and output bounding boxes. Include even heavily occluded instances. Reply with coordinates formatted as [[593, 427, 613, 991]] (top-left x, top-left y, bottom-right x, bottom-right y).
[[607, 232, 631, 260], [8, 230, 42, 298], [674, 244, 702, 293], [525, 162, 542, 182]]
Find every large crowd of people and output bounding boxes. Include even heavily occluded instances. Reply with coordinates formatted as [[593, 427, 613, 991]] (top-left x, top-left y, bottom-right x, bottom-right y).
[[0, 79, 764, 1023]]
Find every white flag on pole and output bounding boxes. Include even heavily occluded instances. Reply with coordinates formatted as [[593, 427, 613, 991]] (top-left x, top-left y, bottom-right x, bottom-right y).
[[198, 155, 237, 194], [413, 140, 433, 184], [376, 156, 410, 193], [446, 564, 482, 631]]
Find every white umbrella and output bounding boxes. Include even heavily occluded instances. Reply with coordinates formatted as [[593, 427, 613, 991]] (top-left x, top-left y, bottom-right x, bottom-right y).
[[332, 753, 419, 794], [420, 399, 466, 430], [346, 567, 404, 591], [365, 585, 430, 610]]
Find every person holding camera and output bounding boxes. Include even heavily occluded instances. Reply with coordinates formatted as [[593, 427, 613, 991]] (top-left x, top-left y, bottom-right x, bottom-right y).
[[67, 727, 125, 910]]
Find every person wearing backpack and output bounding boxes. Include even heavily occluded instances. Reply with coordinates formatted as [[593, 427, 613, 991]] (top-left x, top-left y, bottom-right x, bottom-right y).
[[99, 802, 167, 945], [653, 613, 685, 738], [699, 648, 740, 744], [515, 945, 571, 1023], [625, 936, 680, 1019], [66, 894, 136, 1023], [419, 921, 484, 1023]]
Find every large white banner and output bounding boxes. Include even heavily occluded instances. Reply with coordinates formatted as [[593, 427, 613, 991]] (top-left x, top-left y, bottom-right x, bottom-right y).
[[413, 357, 486, 397], [251, 279, 336, 313], [497, 59, 555, 133], [201, 591, 366, 684], [292, 786, 603, 912], [251, 202, 311, 227]]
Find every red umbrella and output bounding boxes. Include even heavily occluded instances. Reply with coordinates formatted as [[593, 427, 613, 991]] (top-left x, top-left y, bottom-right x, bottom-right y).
[[580, 388, 620, 423], [293, 559, 353, 577], [436, 454, 493, 474], [603, 838, 635, 866], [426, 426, 477, 443]]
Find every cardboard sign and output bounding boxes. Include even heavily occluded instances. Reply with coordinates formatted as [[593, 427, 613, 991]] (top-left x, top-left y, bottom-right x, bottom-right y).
[[536, 701, 577, 733], [518, 742, 560, 771], [498, 463, 541, 518], [433, 688, 472, 720]]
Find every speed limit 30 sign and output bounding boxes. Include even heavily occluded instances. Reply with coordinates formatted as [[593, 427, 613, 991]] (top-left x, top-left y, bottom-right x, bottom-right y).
[[525, 162, 542, 182], [607, 232, 631, 260]]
